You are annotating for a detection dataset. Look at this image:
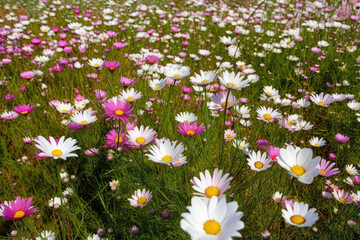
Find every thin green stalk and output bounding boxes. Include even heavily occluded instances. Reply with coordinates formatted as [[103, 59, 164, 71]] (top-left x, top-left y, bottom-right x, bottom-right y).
[[219, 89, 230, 167]]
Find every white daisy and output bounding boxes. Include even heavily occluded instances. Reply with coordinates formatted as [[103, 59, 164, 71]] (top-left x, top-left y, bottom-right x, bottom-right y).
[[190, 70, 216, 85], [70, 110, 97, 126], [180, 196, 245, 239], [282, 201, 319, 227], [120, 88, 142, 102], [218, 71, 250, 90], [34, 136, 80, 160], [146, 139, 185, 165], [175, 112, 198, 123], [247, 151, 272, 172]]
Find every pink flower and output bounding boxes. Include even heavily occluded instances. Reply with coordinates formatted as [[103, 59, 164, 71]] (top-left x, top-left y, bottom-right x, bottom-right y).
[[105, 129, 129, 149], [144, 55, 159, 64], [20, 71, 35, 80], [316, 159, 340, 177], [128, 189, 152, 207], [256, 139, 269, 149], [177, 122, 205, 137], [102, 98, 136, 122], [13, 104, 34, 116], [1, 196, 38, 221], [335, 133, 350, 143], [119, 77, 137, 87], [333, 189, 352, 204], [104, 60, 121, 72], [268, 145, 280, 163], [113, 42, 126, 49]]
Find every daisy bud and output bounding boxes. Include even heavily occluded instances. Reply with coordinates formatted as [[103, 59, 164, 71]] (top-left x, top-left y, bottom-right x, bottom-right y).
[[108, 228, 113, 233], [107, 153, 113, 160], [261, 230, 270, 239], [131, 226, 139, 234], [348, 220, 356, 227], [97, 229, 105, 237], [322, 191, 333, 199], [150, 209, 156, 215], [111, 186, 117, 191], [161, 209, 170, 218], [312, 227, 318, 232], [11, 230, 18, 236]]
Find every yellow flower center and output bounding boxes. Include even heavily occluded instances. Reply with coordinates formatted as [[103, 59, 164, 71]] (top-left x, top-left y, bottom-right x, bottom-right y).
[[62, 109, 67, 113], [114, 137, 123, 143], [228, 82, 237, 88], [21, 111, 28, 115], [13, 210, 26, 219], [136, 137, 146, 144], [155, 86, 162, 90], [314, 143, 320, 146], [127, 97, 135, 101], [348, 170, 353, 174], [201, 79, 209, 83], [239, 146, 245, 149], [203, 220, 221, 235], [339, 197, 346, 203], [254, 161, 264, 169], [275, 197, 281, 202], [52, 149, 63, 157], [291, 165, 305, 176], [162, 155, 172, 162], [173, 74, 181, 78], [94, 63, 99, 67], [267, 92, 272, 96], [290, 215, 305, 225], [221, 102, 230, 108], [115, 110, 124, 116], [263, 114, 272, 120], [205, 186, 220, 198], [319, 170, 326, 175], [80, 120, 88, 125], [226, 134, 232, 139], [186, 130, 195, 136], [318, 101, 325, 106], [137, 197, 147, 205]]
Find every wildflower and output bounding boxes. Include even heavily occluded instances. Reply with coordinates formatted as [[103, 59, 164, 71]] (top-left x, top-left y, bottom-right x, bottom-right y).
[[128, 189, 152, 207], [164, 64, 190, 80], [247, 151, 272, 172], [1, 110, 19, 120], [120, 88, 142, 102], [268, 146, 280, 163], [175, 112, 198, 123], [48, 197, 68, 209], [103, 98, 136, 122], [272, 192, 283, 203], [282, 201, 319, 227], [309, 137, 326, 147], [219, 36, 236, 45], [335, 133, 350, 143], [347, 101, 360, 111], [191, 169, 232, 199], [88, 58, 104, 68], [144, 55, 159, 64], [109, 180, 119, 191], [180, 196, 244, 239], [104, 60, 121, 72], [146, 139, 184, 165], [351, 191, 360, 206], [257, 139, 269, 149], [310, 93, 334, 107], [345, 164, 359, 176], [34, 136, 80, 160], [224, 129, 236, 142], [149, 79, 166, 91], [177, 122, 205, 137], [13, 104, 34, 116], [209, 91, 239, 111], [36, 230, 55, 240], [316, 159, 340, 177], [0, 196, 38, 220], [70, 110, 97, 126], [56, 102, 74, 114], [277, 145, 321, 184], [256, 107, 281, 123], [218, 70, 250, 90], [20, 71, 35, 80], [127, 125, 157, 147], [333, 189, 352, 204], [232, 140, 250, 151], [119, 77, 137, 87], [190, 70, 216, 85], [105, 129, 128, 148]]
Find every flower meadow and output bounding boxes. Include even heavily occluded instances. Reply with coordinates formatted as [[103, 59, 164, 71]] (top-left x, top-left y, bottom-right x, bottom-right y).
[[1, 0, 360, 238]]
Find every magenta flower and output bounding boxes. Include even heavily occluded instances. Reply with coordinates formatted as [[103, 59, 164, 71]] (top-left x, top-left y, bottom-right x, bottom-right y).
[[177, 122, 205, 137], [13, 104, 34, 116], [353, 176, 360, 185], [102, 98, 136, 122], [30, 38, 41, 45], [94, 89, 107, 100], [335, 133, 350, 143], [316, 159, 340, 177], [68, 122, 84, 132], [104, 60, 121, 72], [113, 42, 126, 49], [268, 145, 280, 163], [20, 71, 35, 80], [256, 139, 269, 149], [119, 77, 137, 87], [105, 129, 128, 148], [1, 196, 38, 220], [144, 55, 159, 64]]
